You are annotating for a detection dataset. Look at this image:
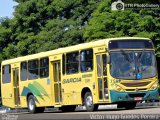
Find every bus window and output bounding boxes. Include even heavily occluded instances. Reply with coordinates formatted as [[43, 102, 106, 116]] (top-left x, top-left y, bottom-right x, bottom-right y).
[[21, 62, 27, 81], [96, 55, 102, 77], [28, 59, 39, 80], [102, 54, 107, 76], [66, 51, 79, 74], [80, 49, 93, 72], [40, 57, 49, 78], [62, 54, 65, 75], [2, 65, 11, 84]]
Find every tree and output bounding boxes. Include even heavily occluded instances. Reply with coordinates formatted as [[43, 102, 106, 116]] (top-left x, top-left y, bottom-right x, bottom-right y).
[[83, 0, 160, 55], [13, 0, 99, 54], [0, 0, 160, 61], [0, 18, 14, 60]]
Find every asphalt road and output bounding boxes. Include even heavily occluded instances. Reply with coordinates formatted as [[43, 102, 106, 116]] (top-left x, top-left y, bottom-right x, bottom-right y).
[[0, 106, 160, 120]]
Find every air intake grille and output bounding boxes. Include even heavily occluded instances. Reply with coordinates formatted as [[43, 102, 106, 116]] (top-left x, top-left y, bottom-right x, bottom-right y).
[[121, 81, 151, 87]]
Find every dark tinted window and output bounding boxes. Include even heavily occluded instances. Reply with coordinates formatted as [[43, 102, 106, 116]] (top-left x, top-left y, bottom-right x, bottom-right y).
[[109, 40, 153, 50], [66, 52, 79, 74], [21, 62, 27, 81], [40, 57, 49, 78], [62, 54, 65, 75], [2, 65, 11, 83], [28, 59, 39, 80], [80, 49, 93, 72]]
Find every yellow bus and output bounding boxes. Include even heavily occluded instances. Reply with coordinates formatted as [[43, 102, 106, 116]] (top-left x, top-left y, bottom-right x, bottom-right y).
[[1, 37, 159, 113]]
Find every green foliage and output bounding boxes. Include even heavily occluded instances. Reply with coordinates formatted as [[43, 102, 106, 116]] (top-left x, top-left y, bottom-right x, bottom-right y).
[[125, 0, 159, 4], [84, 0, 160, 55], [0, 0, 160, 62]]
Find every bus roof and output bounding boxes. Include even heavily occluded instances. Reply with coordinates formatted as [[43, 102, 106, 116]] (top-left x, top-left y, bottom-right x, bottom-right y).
[[1, 37, 150, 65]]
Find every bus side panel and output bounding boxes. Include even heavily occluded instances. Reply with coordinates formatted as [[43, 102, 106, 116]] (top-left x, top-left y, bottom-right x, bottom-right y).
[[20, 79, 52, 107], [81, 72, 97, 104], [62, 74, 82, 105], [19, 80, 28, 108], [62, 72, 95, 106], [35, 79, 52, 107], [1, 83, 14, 108]]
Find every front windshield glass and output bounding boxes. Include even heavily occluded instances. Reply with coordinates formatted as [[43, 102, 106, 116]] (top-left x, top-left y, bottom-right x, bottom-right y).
[[110, 50, 156, 79]]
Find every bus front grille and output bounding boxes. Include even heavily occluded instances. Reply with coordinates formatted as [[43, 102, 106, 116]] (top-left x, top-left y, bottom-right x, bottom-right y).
[[121, 81, 151, 87], [125, 88, 147, 92]]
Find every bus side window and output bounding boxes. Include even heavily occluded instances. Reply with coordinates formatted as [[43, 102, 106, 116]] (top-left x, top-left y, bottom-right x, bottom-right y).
[[2, 65, 11, 84], [21, 62, 27, 81], [62, 54, 65, 75], [80, 49, 93, 72], [66, 51, 79, 74], [28, 59, 39, 80], [102, 54, 107, 76], [40, 57, 49, 78]]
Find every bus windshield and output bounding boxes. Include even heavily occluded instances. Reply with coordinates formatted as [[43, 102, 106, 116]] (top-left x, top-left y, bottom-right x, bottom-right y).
[[110, 50, 156, 79]]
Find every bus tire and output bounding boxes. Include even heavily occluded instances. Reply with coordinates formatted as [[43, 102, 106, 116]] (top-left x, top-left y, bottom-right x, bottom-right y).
[[124, 102, 137, 110], [84, 91, 98, 112], [61, 105, 76, 112], [117, 102, 125, 108], [37, 107, 45, 113], [27, 95, 38, 113]]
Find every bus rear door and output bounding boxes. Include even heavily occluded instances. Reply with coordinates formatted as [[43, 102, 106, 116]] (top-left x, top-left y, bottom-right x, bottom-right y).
[[52, 60, 62, 105], [12, 67, 21, 107]]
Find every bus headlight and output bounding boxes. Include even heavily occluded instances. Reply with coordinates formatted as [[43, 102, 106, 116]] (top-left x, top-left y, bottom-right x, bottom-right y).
[[150, 81, 159, 90], [111, 84, 124, 92]]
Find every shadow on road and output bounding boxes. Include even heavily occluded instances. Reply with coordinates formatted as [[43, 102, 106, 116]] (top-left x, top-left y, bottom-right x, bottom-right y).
[[31, 106, 160, 114]]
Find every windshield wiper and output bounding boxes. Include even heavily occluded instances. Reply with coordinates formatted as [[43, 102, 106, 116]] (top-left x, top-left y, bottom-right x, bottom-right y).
[[137, 49, 145, 62], [135, 49, 145, 79], [120, 49, 132, 62]]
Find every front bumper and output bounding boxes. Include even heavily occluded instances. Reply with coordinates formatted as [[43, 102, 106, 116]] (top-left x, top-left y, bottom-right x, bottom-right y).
[[110, 89, 159, 103]]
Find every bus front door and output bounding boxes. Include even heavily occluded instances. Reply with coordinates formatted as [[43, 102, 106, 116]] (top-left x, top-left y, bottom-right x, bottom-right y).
[[13, 68, 21, 107], [53, 61, 62, 104], [96, 54, 109, 101]]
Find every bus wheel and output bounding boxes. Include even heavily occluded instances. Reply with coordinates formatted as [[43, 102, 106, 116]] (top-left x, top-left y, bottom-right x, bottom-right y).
[[84, 92, 98, 112], [27, 95, 38, 113], [61, 105, 76, 112], [124, 102, 137, 110]]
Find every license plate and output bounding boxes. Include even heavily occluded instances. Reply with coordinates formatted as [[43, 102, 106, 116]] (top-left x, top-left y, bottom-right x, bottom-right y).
[[134, 97, 142, 101]]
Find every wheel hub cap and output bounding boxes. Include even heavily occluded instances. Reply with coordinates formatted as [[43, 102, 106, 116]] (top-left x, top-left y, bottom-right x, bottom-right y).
[[29, 99, 34, 110], [86, 96, 93, 107]]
